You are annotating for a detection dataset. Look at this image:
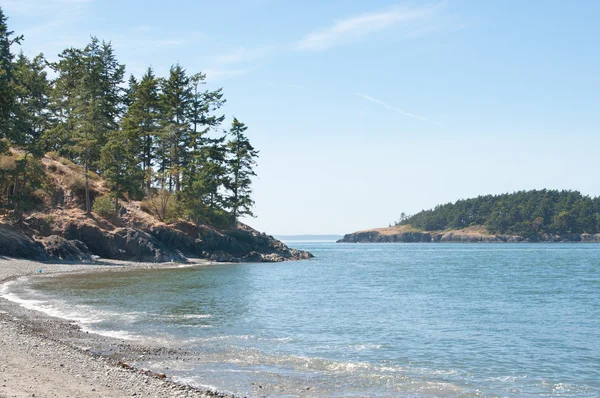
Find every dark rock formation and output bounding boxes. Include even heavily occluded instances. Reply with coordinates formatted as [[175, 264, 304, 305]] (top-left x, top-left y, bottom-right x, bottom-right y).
[[58, 220, 312, 263], [3, 215, 313, 264], [149, 222, 313, 262], [0, 224, 48, 261], [337, 229, 596, 243], [63, 223, 186, 262], [337, 231, 433, 243], [40, 235, 93, 262]]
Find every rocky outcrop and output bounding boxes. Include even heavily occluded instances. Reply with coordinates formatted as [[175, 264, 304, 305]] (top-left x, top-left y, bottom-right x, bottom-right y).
[[580, 233, 600, 242], [0, 224, 48, 261], [62, 223, 186, 263], [2, 215, 312, 264], [148, 222, 313, 262], [438, 231, 523, 243], [337, 231, 433, 243], [338, 228, 597, 243], [40, 235, 93, 262]]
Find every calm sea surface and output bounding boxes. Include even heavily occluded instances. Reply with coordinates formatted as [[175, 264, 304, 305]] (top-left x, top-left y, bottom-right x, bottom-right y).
[[3, 243, 600, 397]]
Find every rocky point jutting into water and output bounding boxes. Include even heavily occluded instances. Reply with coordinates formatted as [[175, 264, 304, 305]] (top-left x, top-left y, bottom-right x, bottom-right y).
[[338, 226, 600, 243], [339, 190, 600, 243], [0, 152, 312, 263]]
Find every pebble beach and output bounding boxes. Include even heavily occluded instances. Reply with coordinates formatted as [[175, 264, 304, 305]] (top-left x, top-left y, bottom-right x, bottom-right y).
[[0, 258, 232, 398]]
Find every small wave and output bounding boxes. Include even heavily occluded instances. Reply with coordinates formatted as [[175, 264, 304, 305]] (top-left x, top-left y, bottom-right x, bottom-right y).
[[81, 326, 138, 340], [1, 279, 141, 340], [180, 314, 211, 319], [348, 343, 383, 351]]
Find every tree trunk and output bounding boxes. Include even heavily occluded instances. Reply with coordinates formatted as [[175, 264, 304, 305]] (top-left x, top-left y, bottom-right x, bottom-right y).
[[85, 159, 91, 215], [146, 134, 152, 189], [114, 177, 119, 214]]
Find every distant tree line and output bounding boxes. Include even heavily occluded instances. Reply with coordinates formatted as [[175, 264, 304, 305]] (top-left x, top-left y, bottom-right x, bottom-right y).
[[398, 190, 600, 237], [0, 7, 257, 227]]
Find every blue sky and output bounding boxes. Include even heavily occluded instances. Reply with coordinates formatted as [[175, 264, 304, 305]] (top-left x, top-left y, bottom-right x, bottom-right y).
[[4, 0, 600, 234]]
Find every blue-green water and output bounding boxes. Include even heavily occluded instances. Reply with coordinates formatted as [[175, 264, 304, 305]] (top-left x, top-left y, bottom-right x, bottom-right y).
[[4, 243, 600, 397]]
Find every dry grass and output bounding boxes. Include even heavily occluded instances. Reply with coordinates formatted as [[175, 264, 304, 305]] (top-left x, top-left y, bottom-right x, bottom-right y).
[[355, 224, 494, 236], [357, 224, 427, 235]]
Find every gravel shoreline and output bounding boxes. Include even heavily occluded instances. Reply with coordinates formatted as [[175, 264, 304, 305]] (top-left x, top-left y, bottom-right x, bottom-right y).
[[0, 257, 236, 398]]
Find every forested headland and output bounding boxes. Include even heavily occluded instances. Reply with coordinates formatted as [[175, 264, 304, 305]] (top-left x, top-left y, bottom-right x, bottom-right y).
[[0, 7, 312, 262], [0, 7, 256, 227], [339, 190, 600, 243]]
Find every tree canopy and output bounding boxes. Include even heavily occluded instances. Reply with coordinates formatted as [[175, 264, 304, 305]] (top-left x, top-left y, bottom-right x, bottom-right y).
[[0, 7, 258, 227], [399, 190, 600, 238]]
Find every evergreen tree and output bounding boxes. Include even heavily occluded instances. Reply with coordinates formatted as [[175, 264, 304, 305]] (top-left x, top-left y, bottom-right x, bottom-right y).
[[122, 68, 160, 190], [99, 128, 144, 213], [0, 7, 22, 152], [45, 47, 84, 155], [0, 7, 264, 229], [62, 37, 125, 214], [10, 52, 50, 222], [225, 118, 258, 225], [12, 52, 50, 149], [181, 135, 228, 225], [160, 64, 191, 192]]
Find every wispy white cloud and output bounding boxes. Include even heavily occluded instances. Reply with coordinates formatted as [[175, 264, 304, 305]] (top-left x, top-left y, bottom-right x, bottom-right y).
[[356, 93, 443, 127], [297, 3, 443, 51]]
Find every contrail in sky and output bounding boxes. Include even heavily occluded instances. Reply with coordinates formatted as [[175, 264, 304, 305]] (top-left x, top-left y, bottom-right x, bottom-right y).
[[356, 93, 444, 127]]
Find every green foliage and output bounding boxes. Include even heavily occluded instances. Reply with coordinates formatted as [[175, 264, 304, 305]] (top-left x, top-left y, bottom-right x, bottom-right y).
[[401, 190, 600, 238], [225, 118, 259, 224], [0, 152, 48, 215], [140, 190, 181, 223], [11, 52, 50, 150], [99, 128, 144, 207], [92, 194, 118, 218], [0, 7, 259, 229], [0, 7, 22, 140]]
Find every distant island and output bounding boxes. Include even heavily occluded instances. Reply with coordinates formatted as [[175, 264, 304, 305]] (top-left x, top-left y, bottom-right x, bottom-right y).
[[338, 190, 600, 243]]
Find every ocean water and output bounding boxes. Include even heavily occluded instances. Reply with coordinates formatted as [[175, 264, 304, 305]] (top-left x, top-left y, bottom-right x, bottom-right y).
[[3, 242, 600, 397]]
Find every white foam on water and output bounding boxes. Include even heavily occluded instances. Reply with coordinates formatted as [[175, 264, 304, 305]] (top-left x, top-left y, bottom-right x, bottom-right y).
[[179, 314, 211, 319], [348, 343, 383, 351], [1, 278, 140, 341], [171, 376, 225, 395]]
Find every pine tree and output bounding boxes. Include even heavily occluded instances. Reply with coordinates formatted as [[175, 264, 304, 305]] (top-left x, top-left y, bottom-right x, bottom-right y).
[[45, 47, 84, 155], [0, 7, 22, 152], [225, 118, 258, 226], [99, 128, 144, 213], [160, 64, 191, 192], [60, 37, 125, 214], [122, 68, 160, 190], [181, 135, 228, 225], [10, 52, 50, 222], [12, 52, 50, 149]]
